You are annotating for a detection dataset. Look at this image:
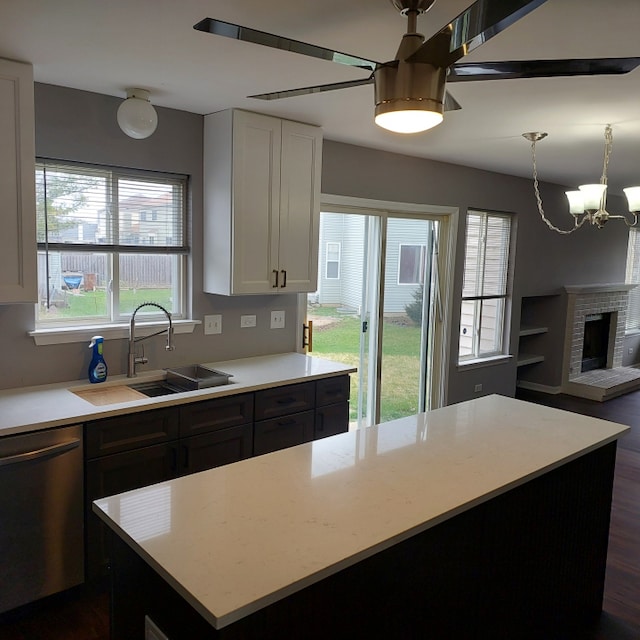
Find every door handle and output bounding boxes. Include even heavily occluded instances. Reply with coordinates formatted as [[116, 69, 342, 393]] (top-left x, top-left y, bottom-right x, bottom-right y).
[[0, 438, 80, 467], [302, 320, 313, 352]]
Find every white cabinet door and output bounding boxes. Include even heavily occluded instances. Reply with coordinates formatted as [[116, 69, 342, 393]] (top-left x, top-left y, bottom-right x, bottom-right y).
[[203, 109, 321, 296], [277, 120, 321, 294], [0, 59, 36, 303], [231, 111, 281, 295]]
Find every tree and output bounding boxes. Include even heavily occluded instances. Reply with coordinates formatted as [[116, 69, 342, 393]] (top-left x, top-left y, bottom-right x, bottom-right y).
[[36, 168, 98, 241], [405, 284, 424, 324]]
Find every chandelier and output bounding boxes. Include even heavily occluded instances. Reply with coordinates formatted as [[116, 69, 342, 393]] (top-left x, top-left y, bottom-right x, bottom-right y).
[[523, 125, 640, 234]]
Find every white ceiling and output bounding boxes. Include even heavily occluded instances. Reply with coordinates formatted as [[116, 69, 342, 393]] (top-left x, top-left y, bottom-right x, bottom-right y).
[[2, 0, 640, 194]]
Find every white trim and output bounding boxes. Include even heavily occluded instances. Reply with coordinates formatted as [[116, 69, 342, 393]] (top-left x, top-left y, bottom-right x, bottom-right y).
[[29, 319, 200, 345], [457, 354, 514, 371], [516, 380, 563, 395], [320, 192, 458, 410]]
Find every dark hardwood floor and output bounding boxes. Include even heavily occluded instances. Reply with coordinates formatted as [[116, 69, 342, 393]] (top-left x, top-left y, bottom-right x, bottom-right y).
[[1, 389, 639, 639]]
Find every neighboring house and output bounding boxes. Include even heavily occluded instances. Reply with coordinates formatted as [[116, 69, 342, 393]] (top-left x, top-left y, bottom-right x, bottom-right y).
[[313, 212, 432, 315]]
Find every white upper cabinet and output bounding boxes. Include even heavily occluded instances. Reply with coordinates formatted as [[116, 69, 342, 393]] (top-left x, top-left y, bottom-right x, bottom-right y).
[[0, 59, 36, 303], [204, 109, 322, 295]]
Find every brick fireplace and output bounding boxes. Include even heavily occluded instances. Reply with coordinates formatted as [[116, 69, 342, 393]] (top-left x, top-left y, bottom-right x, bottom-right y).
[[562, 283, 640, 400]]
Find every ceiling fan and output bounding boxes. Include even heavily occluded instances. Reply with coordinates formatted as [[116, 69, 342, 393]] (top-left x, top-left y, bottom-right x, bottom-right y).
[[194, 0, 640, 134]]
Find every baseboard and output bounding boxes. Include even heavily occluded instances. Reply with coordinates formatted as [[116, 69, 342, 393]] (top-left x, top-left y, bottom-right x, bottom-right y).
[[516, 380, 563, 395]]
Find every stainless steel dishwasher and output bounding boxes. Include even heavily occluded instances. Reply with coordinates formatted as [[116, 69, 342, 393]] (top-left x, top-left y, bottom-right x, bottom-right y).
[[0, 424, 84, 614]]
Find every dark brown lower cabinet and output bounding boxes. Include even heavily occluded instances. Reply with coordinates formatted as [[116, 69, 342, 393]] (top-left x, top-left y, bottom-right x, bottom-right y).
[[253, 410, 315, 456], [86, 443, 175, 579], [180, 424, 254, 475], [85, 376, 350, 581], [315, 402, 349, 439]]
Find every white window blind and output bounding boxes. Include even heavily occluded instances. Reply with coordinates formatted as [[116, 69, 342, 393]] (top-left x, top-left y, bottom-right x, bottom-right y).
[[36, 159, 188, 326], [625, 228, 640, 331], [459, 211, 512, 361]]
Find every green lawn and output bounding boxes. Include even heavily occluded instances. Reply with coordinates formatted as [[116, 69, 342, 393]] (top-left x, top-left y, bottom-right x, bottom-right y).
[[41, 288, 173, 320], [309, 308, 422, 424]]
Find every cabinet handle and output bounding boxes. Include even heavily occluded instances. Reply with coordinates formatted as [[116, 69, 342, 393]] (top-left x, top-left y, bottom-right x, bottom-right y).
[[183, 445, 189, 470], [171, 446, 178, 473], [280, 270, 286, 288], [272, 270, 279, 288], [276, 397, 296, 405], [317, 413, 324, 432], [277, 418, 297, 427], [0, 438, 80, 467]]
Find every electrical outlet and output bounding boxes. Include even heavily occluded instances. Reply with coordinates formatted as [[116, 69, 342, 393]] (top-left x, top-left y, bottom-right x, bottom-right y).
[[204, 314, 222, 335], [629, 347, 634, 354], [474, 383, 483, 393], [270, 310, 285, 329], [145, 616, 169, 640], [240, 314, 257, 328]]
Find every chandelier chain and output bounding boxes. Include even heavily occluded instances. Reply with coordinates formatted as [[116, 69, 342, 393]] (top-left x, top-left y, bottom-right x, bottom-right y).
[[528, 139, 581, 235]]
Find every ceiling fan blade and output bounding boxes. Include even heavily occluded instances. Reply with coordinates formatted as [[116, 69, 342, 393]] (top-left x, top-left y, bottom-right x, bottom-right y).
[[447, 57, 640, 82], [194, 18, 378, 72], [249, 76, 375, 101], [408, 0, 548, 68], [444, 92, 462, 111]]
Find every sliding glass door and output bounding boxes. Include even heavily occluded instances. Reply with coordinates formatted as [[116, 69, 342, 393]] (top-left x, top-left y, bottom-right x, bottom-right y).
[[307, 205, 445, 427]]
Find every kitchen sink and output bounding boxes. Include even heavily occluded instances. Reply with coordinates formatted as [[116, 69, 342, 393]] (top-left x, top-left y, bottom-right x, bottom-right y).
[[126, 380, 182, 397], [164, 365, 233, 390]]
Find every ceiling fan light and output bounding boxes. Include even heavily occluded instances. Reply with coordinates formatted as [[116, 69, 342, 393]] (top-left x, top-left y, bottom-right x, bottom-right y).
[[565, 190, 585, 215], [117, 88, 158, 139], [624, 187, 640, 212], [374, 103, 443, 134], [578, 184, 607, 211]]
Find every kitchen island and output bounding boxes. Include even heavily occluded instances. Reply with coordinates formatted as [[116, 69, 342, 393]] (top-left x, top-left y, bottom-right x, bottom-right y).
[[94, 395, 628, 639]]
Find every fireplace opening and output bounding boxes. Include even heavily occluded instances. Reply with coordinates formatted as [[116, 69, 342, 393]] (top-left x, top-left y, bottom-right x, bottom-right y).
[[581, 313, 611, 372]]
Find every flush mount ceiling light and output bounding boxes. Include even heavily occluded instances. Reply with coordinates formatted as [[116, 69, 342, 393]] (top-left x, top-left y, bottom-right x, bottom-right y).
[[117, 88, 158, 139], [523, 125, 640, 233]]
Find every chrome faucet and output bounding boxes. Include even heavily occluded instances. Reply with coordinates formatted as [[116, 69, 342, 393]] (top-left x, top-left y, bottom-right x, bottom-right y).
[[127, 302, 175, 377]]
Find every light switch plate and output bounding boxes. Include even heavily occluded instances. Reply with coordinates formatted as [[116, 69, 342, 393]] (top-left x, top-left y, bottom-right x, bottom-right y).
[[204, 314, 222, 335], [240, 314, 257, 328], [270, 310, 285, 329]]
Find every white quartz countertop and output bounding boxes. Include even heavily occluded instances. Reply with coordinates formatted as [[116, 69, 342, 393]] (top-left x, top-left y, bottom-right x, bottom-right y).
[[0, 353, 355, 437], [93, 394, 629, 630]]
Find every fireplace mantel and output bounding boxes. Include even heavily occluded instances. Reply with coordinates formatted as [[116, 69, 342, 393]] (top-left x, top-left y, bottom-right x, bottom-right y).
[[564, 284, 636, 295]]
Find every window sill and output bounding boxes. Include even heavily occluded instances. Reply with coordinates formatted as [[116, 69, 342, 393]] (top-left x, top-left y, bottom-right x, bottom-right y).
[[457, 354, 514, 371], [29, 319, 200, 346]]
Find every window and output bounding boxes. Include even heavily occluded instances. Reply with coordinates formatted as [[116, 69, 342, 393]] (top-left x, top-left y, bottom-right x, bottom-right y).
[[459, 211, 512, 361], [398, 244, 426, 285], [36, 160, 188, 327], [325, 242, 341, 279], [625, 228, 640, 331]]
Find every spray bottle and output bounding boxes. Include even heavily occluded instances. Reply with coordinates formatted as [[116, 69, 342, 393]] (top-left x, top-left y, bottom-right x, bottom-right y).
[[88, 335, 108, 383]]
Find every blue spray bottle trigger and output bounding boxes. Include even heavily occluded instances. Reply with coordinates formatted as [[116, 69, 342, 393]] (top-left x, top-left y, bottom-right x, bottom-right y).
[[88, 335, 108, 383]]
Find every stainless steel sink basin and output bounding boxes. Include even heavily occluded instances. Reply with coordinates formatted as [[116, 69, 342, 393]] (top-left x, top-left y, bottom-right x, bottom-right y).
[[164, 365, 233, 391], [127, 380, 182, 397]]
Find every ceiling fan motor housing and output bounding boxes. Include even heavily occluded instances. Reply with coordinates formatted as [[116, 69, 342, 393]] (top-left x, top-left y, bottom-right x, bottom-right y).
[[374, 61, 446, 120]]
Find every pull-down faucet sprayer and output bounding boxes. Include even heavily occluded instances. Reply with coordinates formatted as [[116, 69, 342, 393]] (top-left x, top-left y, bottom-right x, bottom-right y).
[[127, 302, 175, 377]]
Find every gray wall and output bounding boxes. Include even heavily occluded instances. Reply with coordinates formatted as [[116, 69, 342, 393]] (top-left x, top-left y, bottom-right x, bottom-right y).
[[0, 84, 298, 390], [320, 140, 630, 404], [0, 84, 633, 404]]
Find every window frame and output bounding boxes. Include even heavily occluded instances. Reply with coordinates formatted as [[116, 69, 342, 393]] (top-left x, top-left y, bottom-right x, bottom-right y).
[[625, 227, 640, 333], [458, 210, 513, 363], [397, 243, 427, 286], [325, 241, 341, 280], [34, 158, 190, 330]]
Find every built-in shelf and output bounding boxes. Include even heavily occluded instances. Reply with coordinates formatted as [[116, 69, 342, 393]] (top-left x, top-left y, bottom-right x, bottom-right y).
[[517, 353, 545, 367], [519, 326, 549, 337]]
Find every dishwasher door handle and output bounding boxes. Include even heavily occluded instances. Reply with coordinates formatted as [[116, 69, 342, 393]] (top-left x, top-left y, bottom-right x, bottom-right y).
[[0, 438, 81, 467]]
